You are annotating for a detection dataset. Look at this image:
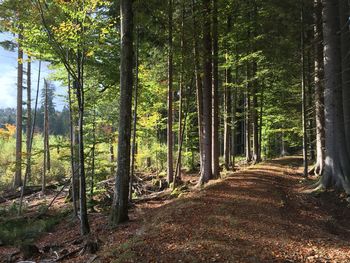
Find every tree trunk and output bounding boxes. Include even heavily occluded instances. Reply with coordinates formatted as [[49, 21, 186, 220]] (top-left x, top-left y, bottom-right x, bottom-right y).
[[76, 51, 90, 235], [192, 0, 204, 175], [43, 79, 50, 194], [301, 4, 308, 177], [251, 62, 259, 163], [259, 83, 264, 161], [26, 58, 32, 182], [224, 55, 232, 170], [129, 28, 139, 202], [340, 0, 350, 158], [199, 0, 213, 185], [111, 0, 133, 225], [224, 15, 233, 170], [167, 0, 174, 185], [90, 109, 96, 203], [307, 51, 316, 161], [251, 2, 260, 164], [321, 0, 350, 193], [68, 72, 78, 217], [177, 1, 185, 182], [14, 33, 23, 188], [245, 64, 252, 162], [212, 0, 220, 179], [314, 0, 325, 176], [232, 54, 239, 168]]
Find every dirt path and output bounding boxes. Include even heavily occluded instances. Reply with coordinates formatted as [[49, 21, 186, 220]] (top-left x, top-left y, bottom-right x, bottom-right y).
[[101, 157, 350, 263], [2, 157, 350, 262]]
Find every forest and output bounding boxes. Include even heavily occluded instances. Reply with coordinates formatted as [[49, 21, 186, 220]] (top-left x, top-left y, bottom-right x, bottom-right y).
[[0, 0, 350, 262]]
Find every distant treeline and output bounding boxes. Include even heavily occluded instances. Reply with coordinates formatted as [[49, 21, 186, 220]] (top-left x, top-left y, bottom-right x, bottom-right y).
[[0, 107, 70, 136]]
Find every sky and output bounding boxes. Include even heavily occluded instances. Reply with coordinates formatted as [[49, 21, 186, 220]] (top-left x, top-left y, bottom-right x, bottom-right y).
[[0, 32, 66, 111]]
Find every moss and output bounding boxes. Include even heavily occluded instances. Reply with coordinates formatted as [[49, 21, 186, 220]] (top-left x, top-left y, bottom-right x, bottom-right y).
[[0, 210, 69, 246]]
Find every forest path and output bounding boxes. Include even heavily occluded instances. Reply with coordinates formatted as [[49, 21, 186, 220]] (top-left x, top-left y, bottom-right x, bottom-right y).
[[103, 157, 350, 263]]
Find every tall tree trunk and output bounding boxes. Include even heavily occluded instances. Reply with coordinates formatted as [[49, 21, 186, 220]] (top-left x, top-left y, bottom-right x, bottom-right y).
[[321, 0, 350, 193], [212, 0, 220, 179], [43, 79, 50, 194], [259, 83, 264, 161], [314, 0, 325, 176], [224, 54, 232, 170], [307, 51, 316, 161], [301, 4, 308, 177], [224, 16, 233, 170], [232, 54, 239, 168], [176, 1, 185, 182], [76, 52, 90, 235], [90, 109, 96, 204], [245, 64, 252, 162], [251, 62, 259, 163], [129, 28, 139, 202], [14, 33, 23, 188], [167, 0, 174, 185], [68, 72, 78, 217], [199, 0, 213, 185], [111, 0, 133, 225], [26, 58, 32, 182], [251, 2, 260, 164], [340, 0, 350, 158], [192, 0, 204, 175]]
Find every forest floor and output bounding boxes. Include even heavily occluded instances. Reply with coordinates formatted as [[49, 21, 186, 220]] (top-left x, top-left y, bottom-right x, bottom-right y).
[[2, 156, 350, 262]]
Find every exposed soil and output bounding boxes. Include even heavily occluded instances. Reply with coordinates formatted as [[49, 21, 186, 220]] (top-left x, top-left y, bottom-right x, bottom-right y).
[[2, 157, 350, 262]]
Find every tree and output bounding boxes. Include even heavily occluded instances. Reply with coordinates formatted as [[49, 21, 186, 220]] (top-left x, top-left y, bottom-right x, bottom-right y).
[[167, 0, 174, 185], [26, 58, 32, 182], [14, 32, 23, 188], [199, 0, 213, 185], [111, 0, 133, 225], [313, 0, 325, 176], [301, 1, 308, 177], [321, 0, 350, 193], [212, 0, 220, 179]]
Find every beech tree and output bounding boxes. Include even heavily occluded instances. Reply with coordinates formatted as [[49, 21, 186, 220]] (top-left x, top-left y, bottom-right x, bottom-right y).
[[110, 0, 133, 225], [321, 0, 350, 192]]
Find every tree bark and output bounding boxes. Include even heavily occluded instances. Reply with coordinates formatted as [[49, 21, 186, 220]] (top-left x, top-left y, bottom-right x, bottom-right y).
[[68, 72, 78, 217], [321, 0, 350, 193], [177, 1, 185, 182], [245, 64, 252, 162], [224, 56, 232, 170], [192, 0, 204, 175], [26, 58, 32, 182], [167, 0, 174, 185], [43, 79, 50, 194], [301, 4, 308, 177], [251, 62, 259, 163], [314, 0, 325, 176], [129, 28, 139, 202], [212, 0, 220, 179], [251, 2, 260, 164], [14, 33, 23, 188], [340, 0, 350, 158], [111, 0, 133, 225], [199, 0, 213, 185]]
